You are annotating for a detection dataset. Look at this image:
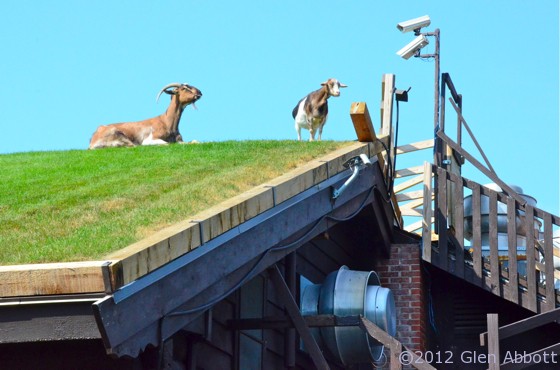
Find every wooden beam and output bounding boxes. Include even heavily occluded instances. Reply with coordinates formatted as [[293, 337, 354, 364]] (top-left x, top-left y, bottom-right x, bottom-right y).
[[396, 190, 424, 202], [422, 162, 433, 262], [0, 261, 111, 297], [268, 266, 330, 370], [359, 317, 436, 370], [507, 197, 519, 304], [395, 139, 434, 154], [486, 314, 501, 370], [480, 307, 560, 345], [395, 165, 425, 178], [393, 174, 424, 194], [350, 101, 376, 142], [437, 129, 527, 205], [380, 74, 395, 137]]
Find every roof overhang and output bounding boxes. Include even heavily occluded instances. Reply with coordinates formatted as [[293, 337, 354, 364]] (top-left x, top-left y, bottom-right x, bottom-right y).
[[92, 152, 392, 357]]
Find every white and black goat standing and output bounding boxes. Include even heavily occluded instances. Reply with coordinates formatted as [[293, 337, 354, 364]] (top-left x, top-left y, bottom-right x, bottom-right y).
[[292, 78, 347, 141]]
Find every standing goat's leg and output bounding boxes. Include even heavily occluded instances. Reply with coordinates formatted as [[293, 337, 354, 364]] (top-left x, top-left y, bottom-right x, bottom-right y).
[[309, 126, 315, 142], [317, 126, 323, 141]]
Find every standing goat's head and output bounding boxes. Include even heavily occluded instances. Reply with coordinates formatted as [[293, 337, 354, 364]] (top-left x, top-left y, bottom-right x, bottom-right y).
[[321, 78, 347, 97], [156, 83, 203, 108]]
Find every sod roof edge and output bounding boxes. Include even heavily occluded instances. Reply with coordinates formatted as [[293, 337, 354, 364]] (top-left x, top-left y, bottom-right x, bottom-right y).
[[0, 141, 374, 298]]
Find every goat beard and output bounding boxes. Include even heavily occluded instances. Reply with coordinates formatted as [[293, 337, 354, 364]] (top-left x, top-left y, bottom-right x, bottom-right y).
[[191, 102, 198, 110]]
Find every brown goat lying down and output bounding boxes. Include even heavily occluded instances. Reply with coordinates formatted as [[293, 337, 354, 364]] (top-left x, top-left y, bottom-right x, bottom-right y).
[[89, 83, 202, 149], [292, 78, 347, 141]]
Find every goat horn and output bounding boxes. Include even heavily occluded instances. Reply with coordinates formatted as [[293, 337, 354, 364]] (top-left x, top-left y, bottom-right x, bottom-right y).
[[156, 82, 183, 103]]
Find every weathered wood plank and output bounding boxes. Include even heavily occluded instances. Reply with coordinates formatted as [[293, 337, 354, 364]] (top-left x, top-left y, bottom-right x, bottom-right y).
[[395, 139, 434, 154], [193, 186, 275, 243], [436, 167, 448, 271], [317, 142, 370, 176], [507, 197, 519, 304], [393, 174, 424, 194], [396, 190, 424, 202], [0, 261, 110, 297], [395, 165, 425, 178], [451, 171, 464, 278], [486, 314, 501, 370], [422, 162, 433, 263], [264, 160, 328, 205], [106, 220, 202, 289], [469, 181, 483, 287], [488, 191, 500, 296], [525, 205, 537, 312], [543, 213, 555, 311], [350, 101, 376, 142]]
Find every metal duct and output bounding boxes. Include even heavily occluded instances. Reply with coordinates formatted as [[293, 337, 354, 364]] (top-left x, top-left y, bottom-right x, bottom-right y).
[[301, 266, 397, 366]]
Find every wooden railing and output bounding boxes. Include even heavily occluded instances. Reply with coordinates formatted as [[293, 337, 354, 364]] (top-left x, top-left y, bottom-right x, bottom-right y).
[[421, 163, 560, 313], [481, 310, 560, 370]]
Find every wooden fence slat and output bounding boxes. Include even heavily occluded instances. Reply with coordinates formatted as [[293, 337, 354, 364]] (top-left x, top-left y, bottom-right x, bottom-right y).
[[487, 314, 501, 370], [507, 197, 519, 304], [451, 172, 464, 278], [489, 191, 500, 296], [525, 205, 537, 312], [436, 167, 448, 271], [543, 213, 555, 311], [471, 182, 483, 287], [422, 162, 433, 263]]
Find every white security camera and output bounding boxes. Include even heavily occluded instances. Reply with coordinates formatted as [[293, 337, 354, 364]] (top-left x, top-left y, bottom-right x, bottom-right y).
[[359, 154, 372, 167], [396, 15, 431, 34], [396, 35, 429, 60]]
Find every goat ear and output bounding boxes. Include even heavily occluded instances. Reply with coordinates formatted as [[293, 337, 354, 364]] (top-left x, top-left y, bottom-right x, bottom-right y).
[[321, 80, 329, 86], [339, 83, 348, 88]]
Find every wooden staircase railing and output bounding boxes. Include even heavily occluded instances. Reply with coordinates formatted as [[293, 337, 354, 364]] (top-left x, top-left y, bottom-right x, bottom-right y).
[[421, 162, 560, 314], [480, 310, 560, 369]]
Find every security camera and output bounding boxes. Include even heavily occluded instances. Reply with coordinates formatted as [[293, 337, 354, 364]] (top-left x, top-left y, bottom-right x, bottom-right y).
[[396, 15, 431, 34], [359, 154, 372, 167], [396, 35, 429, 60]]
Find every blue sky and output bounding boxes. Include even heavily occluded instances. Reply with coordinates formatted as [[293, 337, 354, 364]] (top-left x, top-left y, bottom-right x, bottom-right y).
[[1, 1, 558, 216]]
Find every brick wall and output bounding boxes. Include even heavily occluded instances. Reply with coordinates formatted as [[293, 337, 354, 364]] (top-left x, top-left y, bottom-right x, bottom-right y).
[[375, 243, 427, 352]]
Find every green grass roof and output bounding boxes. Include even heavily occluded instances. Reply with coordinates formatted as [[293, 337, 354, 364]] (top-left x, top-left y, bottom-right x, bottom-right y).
[[0, 141, 351, 265]]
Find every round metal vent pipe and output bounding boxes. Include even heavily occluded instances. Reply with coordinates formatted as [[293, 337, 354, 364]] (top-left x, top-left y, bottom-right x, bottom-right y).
[[301, 266, 397, 366]]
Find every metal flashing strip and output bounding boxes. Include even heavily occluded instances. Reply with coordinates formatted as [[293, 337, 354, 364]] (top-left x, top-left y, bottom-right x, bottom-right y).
[[111, 168, 353, 304]]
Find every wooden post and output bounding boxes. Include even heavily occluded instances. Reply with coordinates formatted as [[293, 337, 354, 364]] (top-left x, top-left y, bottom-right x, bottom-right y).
[[507, 197, 519, 304], [350, 101, 403, 226], [285, 253, 297, 368], [487, 313, 501, 370], [436, 167, 448, 271], [489, 191, 500, 295], [350, 102, 376, 142], [525, 205, 537, 312], [422, 162, 433, 263], [380, 74, 396, 181], [543, 214, 555, 311], [468, 183, 481, 289], [268, 265, 330, 370]]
